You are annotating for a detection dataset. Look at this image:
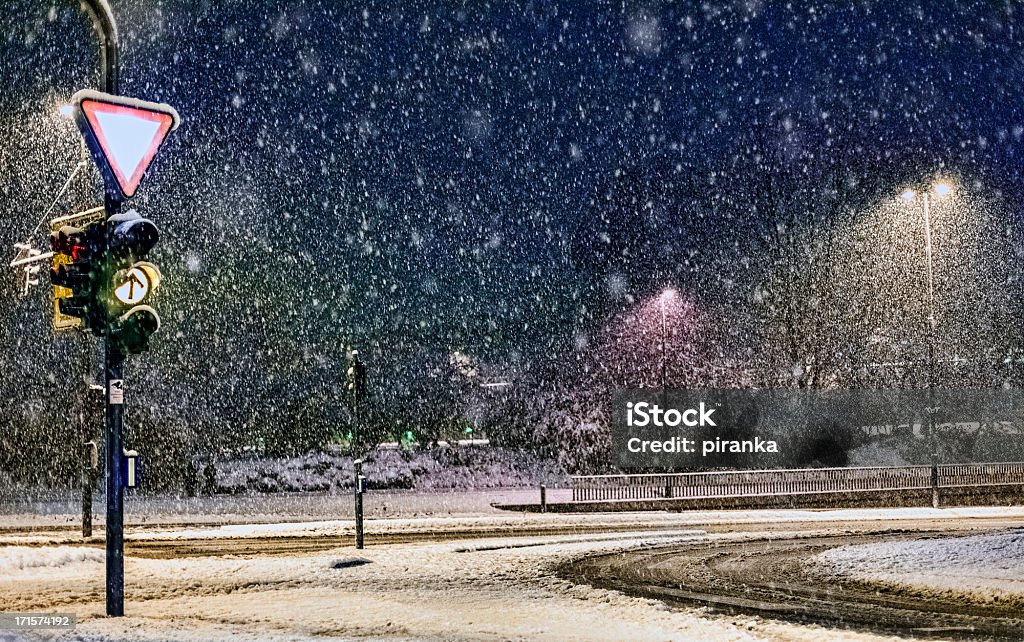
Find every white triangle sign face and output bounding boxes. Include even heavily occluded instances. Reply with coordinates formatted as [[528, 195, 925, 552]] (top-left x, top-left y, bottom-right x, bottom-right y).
[[72, 91, 180, 199]]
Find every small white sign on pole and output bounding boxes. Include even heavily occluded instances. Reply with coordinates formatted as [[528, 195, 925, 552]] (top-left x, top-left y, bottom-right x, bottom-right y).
[[109, 380, 124, 405]]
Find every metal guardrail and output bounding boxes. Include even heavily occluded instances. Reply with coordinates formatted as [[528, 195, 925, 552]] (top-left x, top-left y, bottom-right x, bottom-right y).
[[570, 462, 1024, 502]]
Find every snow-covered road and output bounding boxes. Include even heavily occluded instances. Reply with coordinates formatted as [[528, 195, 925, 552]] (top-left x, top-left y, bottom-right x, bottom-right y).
[[1, 530, 888, 642], [814, 530, 1024, 602], [3, 507, 1024, 641]]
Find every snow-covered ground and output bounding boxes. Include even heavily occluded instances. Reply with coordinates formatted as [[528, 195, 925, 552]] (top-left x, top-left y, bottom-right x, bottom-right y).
[[126, 505, 1024, 542], [0, 487, 566, 530], [2, 530, 894, 642], [6, 505, 1024, 545], [0, 447, 565, 505], [3, 507, 1023, 640], [814, 530, 1024, 603]]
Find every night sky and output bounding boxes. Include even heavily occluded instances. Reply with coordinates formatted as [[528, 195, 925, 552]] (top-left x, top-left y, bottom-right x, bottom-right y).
[[3, 1, 1024, 452]]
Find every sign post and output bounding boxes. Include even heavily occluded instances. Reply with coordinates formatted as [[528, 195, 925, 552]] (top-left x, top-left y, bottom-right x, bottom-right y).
[[74, 0, 179, 618], [123, 450, 139, 489], [79, 0, 127, 616]]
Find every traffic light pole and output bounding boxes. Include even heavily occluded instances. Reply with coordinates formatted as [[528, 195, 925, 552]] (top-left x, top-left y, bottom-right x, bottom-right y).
[[104, 322, 125, 616], [81, 0, 124, 618], [81, 0, 118, 95], [104, 190, 126, 618]]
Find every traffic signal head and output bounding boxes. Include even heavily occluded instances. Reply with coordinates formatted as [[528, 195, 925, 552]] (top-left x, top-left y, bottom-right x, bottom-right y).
[[49, 221, 106, 330], [48, 212, 164, 350], [106, 211, 162, 355], [107, 210, 159, 261], [51, 224, 103, 261]]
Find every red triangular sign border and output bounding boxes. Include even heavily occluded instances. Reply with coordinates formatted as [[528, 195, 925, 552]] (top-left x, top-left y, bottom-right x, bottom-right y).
[[80, 100, 174, 198], [70, 90, 180, 200]]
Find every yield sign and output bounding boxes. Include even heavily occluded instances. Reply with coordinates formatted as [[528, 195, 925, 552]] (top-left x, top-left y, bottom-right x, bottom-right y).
[[70, 89, 181, 199]]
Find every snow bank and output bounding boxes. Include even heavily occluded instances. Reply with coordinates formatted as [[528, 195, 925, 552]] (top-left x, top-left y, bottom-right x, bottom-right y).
[[215, 446, 565, 494], [0, 545, 103, 572], [814, 531, 1024, 601], [5, 505, 1024, 545], [90, 506, 1024, 544]]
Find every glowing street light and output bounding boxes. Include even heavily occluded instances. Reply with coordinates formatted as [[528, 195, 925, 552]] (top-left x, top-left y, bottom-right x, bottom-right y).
[[898, 178, 955, 508]]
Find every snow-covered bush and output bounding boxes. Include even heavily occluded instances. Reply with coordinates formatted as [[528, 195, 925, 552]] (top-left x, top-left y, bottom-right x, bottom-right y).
[[530, 387, 613, 475], [211, 445, 564, 494]]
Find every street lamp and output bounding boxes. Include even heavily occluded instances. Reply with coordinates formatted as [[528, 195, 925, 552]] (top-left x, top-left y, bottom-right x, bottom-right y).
[[900, 179, 953, 508], [659, 288, 676, 391]]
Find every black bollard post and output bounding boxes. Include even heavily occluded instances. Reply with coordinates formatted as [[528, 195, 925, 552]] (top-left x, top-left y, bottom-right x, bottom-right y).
[[354, 459, 364, 549], [82, 440, 98, 537]]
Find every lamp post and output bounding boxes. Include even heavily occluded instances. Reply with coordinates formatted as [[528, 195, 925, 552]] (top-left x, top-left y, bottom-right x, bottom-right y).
[[900, 180, 953, 509], [659, 289, 675, 392]]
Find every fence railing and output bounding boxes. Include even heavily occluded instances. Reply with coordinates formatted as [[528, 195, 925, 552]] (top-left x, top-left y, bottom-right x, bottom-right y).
[[570, 462, 1024, 502]]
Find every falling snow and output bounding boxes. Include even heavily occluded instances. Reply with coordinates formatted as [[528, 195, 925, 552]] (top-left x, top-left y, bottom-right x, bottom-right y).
[[0, 1, 1023, 494]]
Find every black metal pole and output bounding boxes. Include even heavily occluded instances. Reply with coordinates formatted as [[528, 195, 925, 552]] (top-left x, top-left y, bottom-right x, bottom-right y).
[[660, 301, 667, 390], [922, 193, 940, 509], [104, 338, 125, 615], [82, 441, 95, 538], [80, 0, 123, 617], [354, 459, 364, 549], [79, 0, 118, 94]]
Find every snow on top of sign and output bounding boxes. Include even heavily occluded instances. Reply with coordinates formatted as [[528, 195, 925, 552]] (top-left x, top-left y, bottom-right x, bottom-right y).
[[70, 89, 181, 130]]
